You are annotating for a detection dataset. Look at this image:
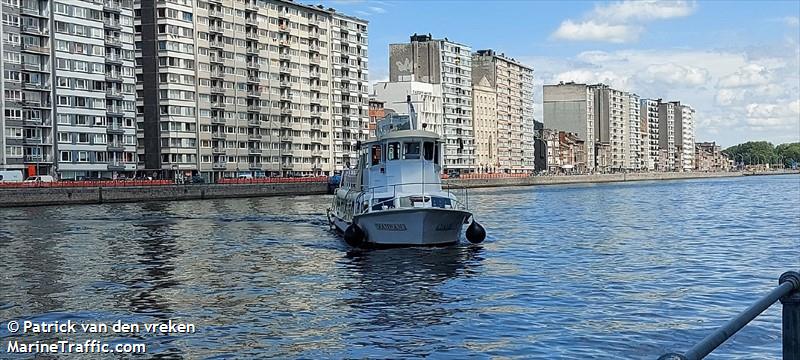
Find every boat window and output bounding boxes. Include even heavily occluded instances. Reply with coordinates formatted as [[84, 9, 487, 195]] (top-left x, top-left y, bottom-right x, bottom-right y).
[[371, 144, 382, 165], [434, 143, 440, 165], [403, 142, 420, 159], [423, 142, 434, 161], [387, 142, 400, 160]]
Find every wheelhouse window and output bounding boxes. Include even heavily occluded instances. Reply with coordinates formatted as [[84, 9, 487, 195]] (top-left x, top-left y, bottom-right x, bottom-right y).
[[371, 144, 382, 165], [387, 142, 399, 160], [423, 141, 434, 161], [403, 141, 420, 159]]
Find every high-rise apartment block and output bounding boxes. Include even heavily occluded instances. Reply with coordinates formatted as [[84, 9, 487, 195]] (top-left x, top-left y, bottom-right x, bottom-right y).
[[628, 93, 643, 170], [675, 102, 695, 171], [593, 84, 630, 171], [135, 0, 368, 179], [2, 0, 56, 177], [542, 82, 596, 171], [388, 34, 474, 172], [471, 49, 534, 173], [1, 0, 136, 179], [640, 98, 660, 171], [657, 101, 677, 171]]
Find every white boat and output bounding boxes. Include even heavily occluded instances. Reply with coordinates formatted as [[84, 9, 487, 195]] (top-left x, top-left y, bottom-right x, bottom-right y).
[[327, 100, 486, 247]]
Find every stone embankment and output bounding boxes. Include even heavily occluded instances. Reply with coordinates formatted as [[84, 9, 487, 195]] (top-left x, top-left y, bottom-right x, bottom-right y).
[[0, 170, 795, 208]]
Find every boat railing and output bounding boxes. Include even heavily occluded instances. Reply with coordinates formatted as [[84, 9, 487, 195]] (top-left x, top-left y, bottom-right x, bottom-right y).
[[352, 182, 469, 216], [659, 270, 799, 360]]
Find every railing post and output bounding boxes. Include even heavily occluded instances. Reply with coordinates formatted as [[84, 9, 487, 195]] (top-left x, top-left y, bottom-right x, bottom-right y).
[[780, 271, 800, 360]]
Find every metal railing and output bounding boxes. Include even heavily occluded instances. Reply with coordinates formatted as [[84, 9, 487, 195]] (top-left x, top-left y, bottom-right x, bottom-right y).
[[659, 270, 800, 360], [347, 181, 470, 217]]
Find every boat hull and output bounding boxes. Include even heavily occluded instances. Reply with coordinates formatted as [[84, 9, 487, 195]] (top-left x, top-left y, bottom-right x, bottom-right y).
[[331, 208, 472, 246]]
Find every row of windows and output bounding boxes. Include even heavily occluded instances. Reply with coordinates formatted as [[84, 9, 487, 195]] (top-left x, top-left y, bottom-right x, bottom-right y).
[[54, 1, 133, 25], [55, 40, 135, 60]]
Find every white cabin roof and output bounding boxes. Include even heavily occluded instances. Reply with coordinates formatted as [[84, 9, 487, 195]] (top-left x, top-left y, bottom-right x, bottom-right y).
[[369, 129, 440, 143]]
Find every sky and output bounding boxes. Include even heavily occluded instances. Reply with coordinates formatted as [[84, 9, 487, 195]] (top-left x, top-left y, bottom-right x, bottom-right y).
[[315, 0, 800, 148]]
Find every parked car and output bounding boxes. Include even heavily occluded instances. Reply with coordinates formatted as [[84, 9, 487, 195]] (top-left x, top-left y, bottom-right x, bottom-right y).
[[447, 171, 461, 179], [0, 170, 24, 182], [237, 174, 253, 179], [24, 175, 55, 183]]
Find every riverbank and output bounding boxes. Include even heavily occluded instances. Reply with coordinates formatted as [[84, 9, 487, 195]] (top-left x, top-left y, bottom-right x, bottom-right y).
[[444, 170, 797, 188], [0, 170, 795, 207]]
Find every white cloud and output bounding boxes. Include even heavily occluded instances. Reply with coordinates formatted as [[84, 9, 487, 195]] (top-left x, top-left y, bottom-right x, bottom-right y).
[[592, 0, 696, 21], [551, 21, 639, 43], [551, 0, 695, 43], [781, 16, 800, 27], [367, 6, 386, 14], [744, 100, 800, 130], [640, 63, 710, 86], [718, 64, 771, 88]]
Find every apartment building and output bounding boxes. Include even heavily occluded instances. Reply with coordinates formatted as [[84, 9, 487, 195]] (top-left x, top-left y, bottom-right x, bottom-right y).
[[134, 0, 368, 180], [471, 68, 496, 173], [1, 0, 55, 177], [592, 84, 630, 171], [367, 97, 384, 138], [657, 101, 677, 171], [53, 0, 137, 179], [471, 49, 534, 173], [678, 103, 695, 171], [640, 98, 659, 170], [542, 82, 595, 171], [627, 93, 642, 170], [388, 34, 474, 173], [373, 81, 443, 135]]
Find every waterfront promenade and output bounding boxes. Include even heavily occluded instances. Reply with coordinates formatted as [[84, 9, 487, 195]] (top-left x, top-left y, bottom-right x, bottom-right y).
[[0, 170, 796, 207]]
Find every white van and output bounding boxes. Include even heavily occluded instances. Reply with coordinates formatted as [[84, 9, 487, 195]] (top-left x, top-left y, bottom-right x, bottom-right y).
[[0, 170, 24, 182], [24, 175, 55, 182]]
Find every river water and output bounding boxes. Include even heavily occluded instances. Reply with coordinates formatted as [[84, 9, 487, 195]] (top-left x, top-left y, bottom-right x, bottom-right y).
[[1, 175, 798, 359]]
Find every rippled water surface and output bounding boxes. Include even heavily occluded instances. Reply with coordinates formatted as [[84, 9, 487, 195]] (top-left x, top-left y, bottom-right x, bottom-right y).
[[1, 175, 799, 359]]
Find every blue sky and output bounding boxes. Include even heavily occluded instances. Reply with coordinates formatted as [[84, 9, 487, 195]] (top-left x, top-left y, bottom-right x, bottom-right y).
[[318, 0, 800, 147]]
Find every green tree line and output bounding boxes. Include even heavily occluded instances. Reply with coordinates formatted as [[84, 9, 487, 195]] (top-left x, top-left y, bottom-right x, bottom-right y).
[[723, 141, 800, 167]]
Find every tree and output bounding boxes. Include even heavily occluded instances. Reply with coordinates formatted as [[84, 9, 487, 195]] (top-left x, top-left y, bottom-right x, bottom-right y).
[[723, 141, 775, 165], [775, 143, 800, 168]]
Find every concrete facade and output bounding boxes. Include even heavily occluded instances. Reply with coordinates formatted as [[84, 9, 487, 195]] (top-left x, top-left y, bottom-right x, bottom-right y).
[[388, 34, 474, 172], [641, 98, 660, 170], [471, 49, 534, 173], [542, 82, 595, 170], [134, 0, 369, 180], [592, 84, 629, 171], [657, 101, 677, 171]]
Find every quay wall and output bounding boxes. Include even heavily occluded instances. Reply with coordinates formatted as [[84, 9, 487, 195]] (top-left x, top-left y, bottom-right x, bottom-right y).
[[444, 170, 797, 188], [0, 182, 328, 207], [0, 171, 796, 208]]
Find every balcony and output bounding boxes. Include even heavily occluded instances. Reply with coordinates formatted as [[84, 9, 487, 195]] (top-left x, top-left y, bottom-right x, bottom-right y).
[[213, 162, 226, 169], [311, 150, 323, 157], [209, 41, 223, 49], [105, 36, 122, 47], [107, 124, 125, 134], [208, 10, 223, 18], [248, 119, 260, 126], [247, 105, 261, 112], [309, 71, 320, 79], [107, 143, 125, 152], [103, 19, 121, 29], [247, 76, 260, 83], [211, 116, 225, 125], [25, 154, 52, 163], [249, 162, 262, 169], [21, 100, 49, 108], [246, 32, 258, 40], [282, 149, 294, 156], [247, 90, 261, 97], [106, 106, 124, 116], [309, 44, 320, 52], [212, 132, 225, 139], [105, 73, 123, 82], [106, 89, 124, 99], [280, 108, 293, 115], [21, 82, 48, 90], [279, 80, 290, 88], [20, 25, 47, 36], [279, 53, 291, 61], [310, 123, 322, 131], [310, 57, 321, 65], [212, 147, 225, 154], [280, 135, 292, 142], [281, 163, 294, 170], [246, 46, 259, 55], [210, 71, 224, 79], [280, 93, 293, 101], [246, 61, 259, 69], [104, 1, 121, 12], [106, 53, 123, 65], [21, 44, 49, 54], [23, 137, 44, 145], [248, 147, 261, 155], [249, 133, 262, 140], [210, 86, 224, 94], [107, 162, 126, 171], [279, 66, 290, 74], [245, 17, 258, 25], [210, 101, 225, 109], [310, 137, 322, 144], [208, 24, 223, 33], [20, 7, 47, 18]]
